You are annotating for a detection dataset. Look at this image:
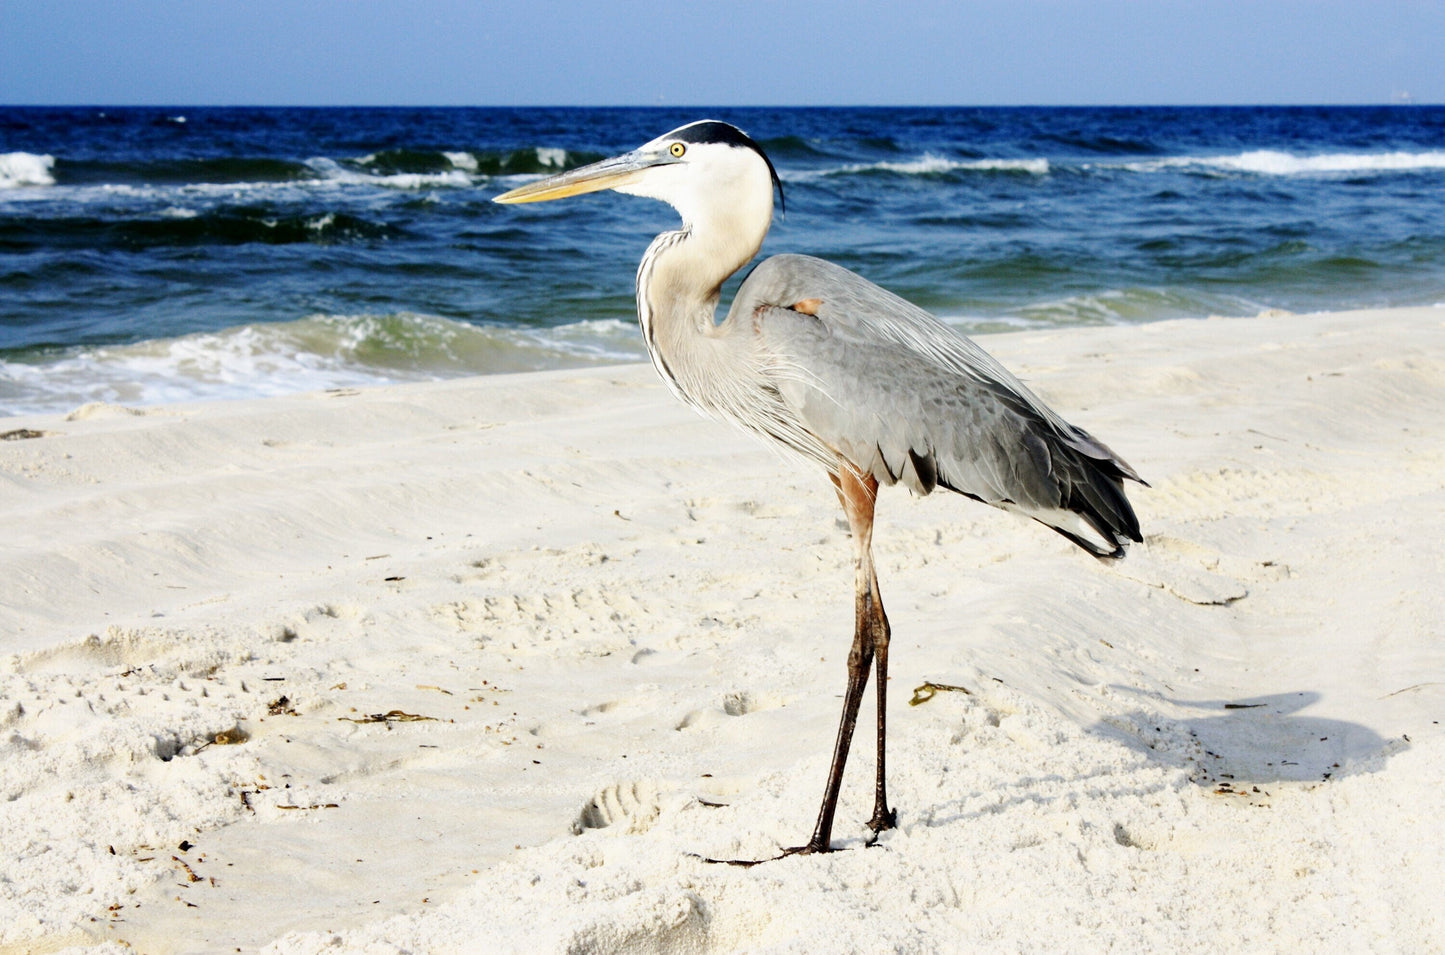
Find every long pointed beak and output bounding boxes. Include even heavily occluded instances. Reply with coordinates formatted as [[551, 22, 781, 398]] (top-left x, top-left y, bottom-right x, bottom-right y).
[[492, 150, 659, 204]]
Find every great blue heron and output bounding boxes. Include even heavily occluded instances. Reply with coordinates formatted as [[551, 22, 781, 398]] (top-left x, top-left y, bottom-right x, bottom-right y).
[[494, 120, 1143, 859]]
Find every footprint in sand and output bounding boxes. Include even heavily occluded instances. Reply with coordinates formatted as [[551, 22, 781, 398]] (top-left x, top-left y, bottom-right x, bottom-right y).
[[572, 780, 665, 834]]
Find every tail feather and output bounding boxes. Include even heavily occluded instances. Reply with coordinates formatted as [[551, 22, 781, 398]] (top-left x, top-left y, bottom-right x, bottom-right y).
[[1046, 523, 1127, 560], [930, 394, 1145, 561], [1051, 446, 1144, 559]]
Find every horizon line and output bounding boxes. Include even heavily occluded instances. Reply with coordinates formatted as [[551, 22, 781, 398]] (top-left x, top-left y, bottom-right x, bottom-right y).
[[2, 101, 1440, 110]]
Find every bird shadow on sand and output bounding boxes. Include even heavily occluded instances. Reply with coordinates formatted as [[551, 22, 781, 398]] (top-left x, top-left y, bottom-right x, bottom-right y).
[[915, 690, 1400, 835], [1094, 689, 1400, 786], [919, 693, 1404, 832]]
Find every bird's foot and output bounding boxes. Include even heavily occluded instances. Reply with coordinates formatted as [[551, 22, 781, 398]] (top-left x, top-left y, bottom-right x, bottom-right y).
[[862, 807, 897, 847], [867, 807, 897, 836], [699, 840, 832, 867]]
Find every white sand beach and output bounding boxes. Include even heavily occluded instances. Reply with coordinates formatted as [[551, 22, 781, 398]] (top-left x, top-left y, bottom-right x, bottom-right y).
[[2, 306, 1443, 953]]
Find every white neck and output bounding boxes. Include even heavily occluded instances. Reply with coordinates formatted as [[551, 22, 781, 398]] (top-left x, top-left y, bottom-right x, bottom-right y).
[[631, 153, 774, 404]]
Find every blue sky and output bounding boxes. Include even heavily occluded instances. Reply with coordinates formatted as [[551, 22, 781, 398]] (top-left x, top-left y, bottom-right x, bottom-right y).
[[2, 0, 1440, 105]]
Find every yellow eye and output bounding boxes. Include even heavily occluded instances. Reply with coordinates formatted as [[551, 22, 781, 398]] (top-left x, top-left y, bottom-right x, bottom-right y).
[[669, 142, 686, 158]]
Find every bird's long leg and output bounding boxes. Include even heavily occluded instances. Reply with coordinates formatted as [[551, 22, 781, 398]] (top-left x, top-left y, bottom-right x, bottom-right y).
[[707, 466, 889, 865], [792, 465, 883, 855], [845, 467, 895, 838], [841, 466, 895, 838], [866, 570, 896, 837]]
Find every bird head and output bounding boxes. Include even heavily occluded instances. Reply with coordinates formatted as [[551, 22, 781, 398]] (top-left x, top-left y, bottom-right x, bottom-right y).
[[493, 120, 783, 233]]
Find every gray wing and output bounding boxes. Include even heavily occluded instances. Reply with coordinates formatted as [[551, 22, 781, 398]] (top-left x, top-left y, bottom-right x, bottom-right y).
[[730, 254, 1143, 557]]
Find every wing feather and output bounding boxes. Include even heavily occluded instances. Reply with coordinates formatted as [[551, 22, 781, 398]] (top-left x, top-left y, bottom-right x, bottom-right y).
[[730, 253, 1143, 556]]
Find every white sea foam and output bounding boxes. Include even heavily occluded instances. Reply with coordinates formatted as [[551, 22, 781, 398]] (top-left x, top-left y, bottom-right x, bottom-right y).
[[378, 170, 473, 189], [0, 152, 56, 189], [305, 156, 474, 190], [1116, 150, 1445, 177], [872, 154, 963, 175], [963, 158, 1050, 174], [10, 180, 298, 208], [813, 154, 1050, 179], [444, 151, 479, 172], [536, 147, 568, 168], [1, 150, 473, 202], [0, 314, 645, 416], [1, 169, 465, 214]]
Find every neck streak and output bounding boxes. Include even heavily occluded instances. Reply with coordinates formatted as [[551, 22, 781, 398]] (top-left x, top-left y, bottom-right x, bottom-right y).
[[635, 214, 766, 404]]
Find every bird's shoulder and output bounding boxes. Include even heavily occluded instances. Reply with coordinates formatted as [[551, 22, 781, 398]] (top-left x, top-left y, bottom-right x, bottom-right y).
[[734, 253, 931, 340]]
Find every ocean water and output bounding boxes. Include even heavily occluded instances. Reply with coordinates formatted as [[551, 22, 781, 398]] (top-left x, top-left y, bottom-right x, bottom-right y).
[[3, 105, 1444, 416]]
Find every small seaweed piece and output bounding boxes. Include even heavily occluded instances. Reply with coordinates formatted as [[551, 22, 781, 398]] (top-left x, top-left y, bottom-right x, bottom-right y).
[[192, 726, 250, 753], [908, 682, 973, 706], [340, 709, 438, 724], [172, 856, 202, 883], [267, 695, 299, 716]]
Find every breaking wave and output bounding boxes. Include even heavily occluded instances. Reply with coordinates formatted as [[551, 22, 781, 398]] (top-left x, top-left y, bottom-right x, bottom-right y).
[[0, 313, 645, 416], [0, 152, 57, 189], [3, 146, 597, 194], [809, 154, 1051, 179], [803, 149, 1445, 183], [1112, 150, 1445, 177]]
